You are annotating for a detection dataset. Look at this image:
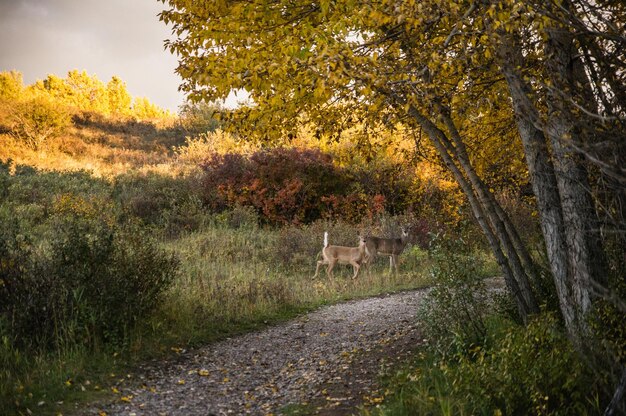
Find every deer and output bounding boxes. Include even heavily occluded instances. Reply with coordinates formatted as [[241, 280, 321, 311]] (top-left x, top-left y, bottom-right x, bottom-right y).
[[312, 232, 368, 279], [363, 226, 412, 275]]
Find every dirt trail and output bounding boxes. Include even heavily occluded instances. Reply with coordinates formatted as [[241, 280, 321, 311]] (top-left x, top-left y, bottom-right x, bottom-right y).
[[89, 290, 427, 416]]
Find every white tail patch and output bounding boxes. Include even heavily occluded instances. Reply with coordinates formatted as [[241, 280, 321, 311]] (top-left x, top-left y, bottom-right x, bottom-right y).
[[323, 231, 329, 248]]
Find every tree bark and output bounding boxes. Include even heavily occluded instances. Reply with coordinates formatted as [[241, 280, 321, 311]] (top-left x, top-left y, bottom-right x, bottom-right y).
[[497, 35, 592, 346], [404, 103, 535, 322], [439, 111, 540, 314], [544, 26, 608, 313]]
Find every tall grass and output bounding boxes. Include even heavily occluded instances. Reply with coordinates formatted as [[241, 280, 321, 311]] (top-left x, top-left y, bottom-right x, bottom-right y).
[[147, 220, 433, 349]]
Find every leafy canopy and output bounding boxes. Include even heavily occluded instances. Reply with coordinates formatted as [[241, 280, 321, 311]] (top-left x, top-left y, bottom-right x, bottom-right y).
[[159, 0, 520, 132]]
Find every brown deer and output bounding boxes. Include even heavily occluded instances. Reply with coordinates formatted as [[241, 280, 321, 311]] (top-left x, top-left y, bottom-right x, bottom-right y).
[[364, 226, 412, 275], [312, 232, 368, 279]]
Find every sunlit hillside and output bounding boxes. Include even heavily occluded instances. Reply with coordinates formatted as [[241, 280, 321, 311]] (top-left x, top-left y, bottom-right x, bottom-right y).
[[0, 70, 193, 176]]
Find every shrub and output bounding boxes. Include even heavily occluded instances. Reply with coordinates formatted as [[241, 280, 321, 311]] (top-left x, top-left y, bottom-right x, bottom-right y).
[[201, 147, 346, 224], [213, 204, 259, 230], [113, 173, 209, 236], [9, 95, 72, 149], [374, 314, 597, 416], [0, 204, 179, 351], [418, 237, 488, 355], [346, 160, 413, 215], [450, 314, 594, 415], [200, 147, 397, 225], [0, 71, 23, 101], [132, 96, 173, 120], [175, 130, 257, 165], [0, 164, 112, 226], [178, 100, 222, 134]]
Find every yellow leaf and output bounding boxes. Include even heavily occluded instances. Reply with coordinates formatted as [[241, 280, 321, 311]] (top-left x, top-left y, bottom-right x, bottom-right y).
[[177, 379, 185, 385]]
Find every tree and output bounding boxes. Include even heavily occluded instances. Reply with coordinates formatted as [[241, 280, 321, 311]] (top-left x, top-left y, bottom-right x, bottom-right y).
[[132, 96, 172, 120], [35, 70, 110, 113], [0, 70, 23, 101], [8, 95, 72, 149], [107, 76, 132, 115], [493, 0, 625, 346], [158, 0, 624, 342]]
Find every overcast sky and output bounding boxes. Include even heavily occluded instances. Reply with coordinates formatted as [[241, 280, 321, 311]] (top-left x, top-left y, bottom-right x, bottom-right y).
[[0, 0, 187, 112]]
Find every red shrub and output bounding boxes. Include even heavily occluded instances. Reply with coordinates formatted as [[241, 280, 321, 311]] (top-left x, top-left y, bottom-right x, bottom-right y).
[[199, 147, 411, 225]]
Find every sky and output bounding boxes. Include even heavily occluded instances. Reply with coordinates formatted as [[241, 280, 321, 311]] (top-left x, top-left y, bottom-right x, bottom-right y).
[[0, 0, 188, 112]]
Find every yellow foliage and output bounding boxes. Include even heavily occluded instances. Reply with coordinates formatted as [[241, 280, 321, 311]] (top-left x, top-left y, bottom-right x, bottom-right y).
[[174, 129, 258, 164], [132, 97, 175, 121]]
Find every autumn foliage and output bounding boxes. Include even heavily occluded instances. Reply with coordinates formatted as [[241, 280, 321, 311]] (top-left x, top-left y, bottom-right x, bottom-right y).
[[200, 147, 396, 224]]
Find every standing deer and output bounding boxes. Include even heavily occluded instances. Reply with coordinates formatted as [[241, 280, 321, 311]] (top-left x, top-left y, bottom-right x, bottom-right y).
[[364, 226, 412, 275], [312, 232, 368, 279]]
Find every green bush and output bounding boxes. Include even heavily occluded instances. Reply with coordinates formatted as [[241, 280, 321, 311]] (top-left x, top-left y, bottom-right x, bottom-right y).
[[0, 164, 114, 236], [0, 208, 178, 350], [9, 95, 72, 149], [457, 314, 593, 415], [2, 164, 110, 202], [114, 173, 209, 236], [212, 204, 260, 230], [178, 100, 222, 134], [418, 237, 489, 355], [373, 315, 598, 416]]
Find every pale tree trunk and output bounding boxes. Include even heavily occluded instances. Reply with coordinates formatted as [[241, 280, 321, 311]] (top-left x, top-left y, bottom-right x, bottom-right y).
[[544, 27, 608, 312], [496, 34, 602, 346]]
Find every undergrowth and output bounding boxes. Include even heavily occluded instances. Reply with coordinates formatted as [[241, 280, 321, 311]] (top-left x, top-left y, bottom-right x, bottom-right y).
[[364, 240, 605, 416]]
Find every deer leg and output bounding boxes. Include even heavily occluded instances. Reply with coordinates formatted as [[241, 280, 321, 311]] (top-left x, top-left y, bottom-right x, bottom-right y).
[[391, 254, 398, 275], [327, 260, 336, 279], [350, 260, 361, 279], [313, 259, 327, 279]]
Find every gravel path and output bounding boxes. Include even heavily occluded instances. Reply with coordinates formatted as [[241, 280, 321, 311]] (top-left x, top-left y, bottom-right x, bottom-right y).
[[90, 290, 427, 416]]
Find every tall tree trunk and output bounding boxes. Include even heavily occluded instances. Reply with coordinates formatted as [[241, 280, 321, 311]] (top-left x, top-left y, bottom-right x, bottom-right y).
[[439, 111, 540, 313], [545, 26, 608, 307], [497, 36, 590, 346], [403, 103, 535, 322]]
